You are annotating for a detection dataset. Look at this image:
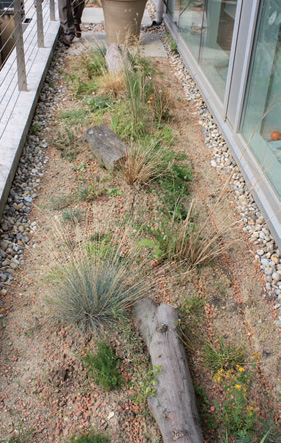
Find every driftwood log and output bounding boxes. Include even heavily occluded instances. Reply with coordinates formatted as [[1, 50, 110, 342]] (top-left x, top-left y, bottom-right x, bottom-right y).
[[85, 125, 128, 170], [134, 299, 203, 443]]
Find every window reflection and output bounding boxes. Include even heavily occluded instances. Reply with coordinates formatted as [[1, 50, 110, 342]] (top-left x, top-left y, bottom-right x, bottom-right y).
[[241, 0, 281, 197], [178, 0, 237, 102]]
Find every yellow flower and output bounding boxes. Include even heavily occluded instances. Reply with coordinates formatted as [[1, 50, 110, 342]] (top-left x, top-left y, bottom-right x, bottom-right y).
[[234, 384, 241, 390], [213, 368, 224, 383], [147, 100, 151, 104], [237, 365, 245, 372]]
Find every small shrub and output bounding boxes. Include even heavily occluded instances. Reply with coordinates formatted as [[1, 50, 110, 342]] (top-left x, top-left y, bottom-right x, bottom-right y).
[[81, 342, 123, 391], [69, 428, 110, 443]]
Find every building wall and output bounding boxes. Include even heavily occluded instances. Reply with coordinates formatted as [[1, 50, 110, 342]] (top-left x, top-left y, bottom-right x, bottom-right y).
[[165, 0, 281, 246]]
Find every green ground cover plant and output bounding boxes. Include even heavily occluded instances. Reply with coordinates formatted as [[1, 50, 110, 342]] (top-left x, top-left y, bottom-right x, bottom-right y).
[[5, 421, 35, 442], [62, 208, 85, 224], [78, 183, 104, 201], [203, 338, 245, 372], [80, 342, 123, 391], [50, 193, 75, 210], [29, 122, 41, 136], [69, 428, 110, 443], [165, 33, 179, 54], [213, 365, 256, 437], [85, 233, 116, 259], [134, 365, 162, 403], [53, 127, 81, 161], [59, 108, 91, 126]]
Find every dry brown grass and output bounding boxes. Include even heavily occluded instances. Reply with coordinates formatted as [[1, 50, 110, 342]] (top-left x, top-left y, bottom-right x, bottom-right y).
[[179, 202, 239, 267], [97, 71, 126, 98], [122, 142, 171, 186]]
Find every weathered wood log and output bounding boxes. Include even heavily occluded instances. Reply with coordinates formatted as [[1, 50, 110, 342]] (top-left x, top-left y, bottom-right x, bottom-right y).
[[134, 299, 204, 443], [85, 125, 128, 170]]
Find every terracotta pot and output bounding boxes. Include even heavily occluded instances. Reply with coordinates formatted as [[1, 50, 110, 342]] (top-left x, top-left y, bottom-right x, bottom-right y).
[[102, 0, 147, 45]]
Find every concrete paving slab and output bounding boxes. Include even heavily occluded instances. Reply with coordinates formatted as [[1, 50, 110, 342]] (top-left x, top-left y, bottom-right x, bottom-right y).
[[82, 7, 104, 24], [82, 7, 151, 26], [67, 33, 106, 56], [141, 32, 167, 57], [68, 31, 166, 58]]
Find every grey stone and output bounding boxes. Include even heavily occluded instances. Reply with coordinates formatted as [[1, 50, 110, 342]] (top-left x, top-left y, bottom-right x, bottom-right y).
[[264, 266, 274, 276], [0, 273, 7, 281], [272, 272, 281, 282]]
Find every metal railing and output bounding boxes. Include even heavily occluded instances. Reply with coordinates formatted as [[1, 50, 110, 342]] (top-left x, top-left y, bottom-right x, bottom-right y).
[[0, 0, 57, 139]]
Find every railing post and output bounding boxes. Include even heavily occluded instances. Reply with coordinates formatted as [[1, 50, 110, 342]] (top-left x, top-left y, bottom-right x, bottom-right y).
[[14, 0, 27, 91], [50, 0, 56, 21], [36, 0, 44, 47]]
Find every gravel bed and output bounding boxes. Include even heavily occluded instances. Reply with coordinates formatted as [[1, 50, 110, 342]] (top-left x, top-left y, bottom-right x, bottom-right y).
[[0, 18, 281, 327], [0, 43, 67, 309]]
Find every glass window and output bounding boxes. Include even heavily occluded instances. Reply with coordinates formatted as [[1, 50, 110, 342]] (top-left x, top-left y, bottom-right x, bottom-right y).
[[241, 0, 281, 198], [177, 0, 238, 101], [178, 0, 205, 60], [199, 0, 238, 102]]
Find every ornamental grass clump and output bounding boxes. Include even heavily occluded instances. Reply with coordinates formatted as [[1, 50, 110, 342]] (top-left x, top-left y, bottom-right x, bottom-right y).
[[48, 221, 150, 333], [123, 139, 172, 186], [139, 197, 238, 267]]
